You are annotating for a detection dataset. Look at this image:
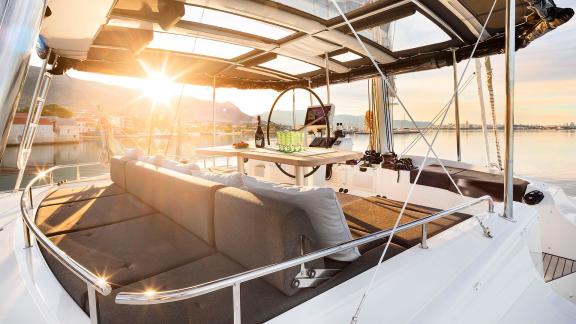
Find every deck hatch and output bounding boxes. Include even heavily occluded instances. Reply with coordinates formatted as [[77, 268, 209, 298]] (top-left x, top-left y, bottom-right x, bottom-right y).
[[147, 32, 255, 60], [258, 55, 320, 75]]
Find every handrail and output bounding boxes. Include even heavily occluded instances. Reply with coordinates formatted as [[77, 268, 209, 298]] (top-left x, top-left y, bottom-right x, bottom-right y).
[[20, 163, 112, 297], [115, 195, 494, 306]]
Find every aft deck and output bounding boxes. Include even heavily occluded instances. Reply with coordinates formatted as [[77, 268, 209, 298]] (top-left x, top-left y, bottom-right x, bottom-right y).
[[30, 158, 477, 323]]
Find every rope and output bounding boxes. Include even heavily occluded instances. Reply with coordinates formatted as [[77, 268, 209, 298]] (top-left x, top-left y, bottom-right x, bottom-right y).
[[484, 57, 504, 170], [329, 0, 500, 321], [475, 59, 492, 167]]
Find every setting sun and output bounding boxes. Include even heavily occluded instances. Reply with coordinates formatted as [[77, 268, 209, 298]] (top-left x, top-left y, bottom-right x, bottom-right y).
[[137, 60, 177, 106]]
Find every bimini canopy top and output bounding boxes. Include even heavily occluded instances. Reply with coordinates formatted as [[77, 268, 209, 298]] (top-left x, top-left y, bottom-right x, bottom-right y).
[[39, 0, 570, 90]]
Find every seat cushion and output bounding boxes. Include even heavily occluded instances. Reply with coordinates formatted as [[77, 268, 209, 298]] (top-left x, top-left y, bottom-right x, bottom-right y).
[[97, 253, 319, 324], [37, 193, 154, 236], [409, 165, 465, 190], [43, 214, 215, 307], [97, 245, 407, 324], [40, 182, 125, 207], [449, 169, 529, 202], [342, 197, 471, 248], [411, 165, 529, 202]]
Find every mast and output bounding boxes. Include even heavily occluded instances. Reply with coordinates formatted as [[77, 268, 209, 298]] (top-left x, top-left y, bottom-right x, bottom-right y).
[[503, 0, 516, 220], [370, 22, 394, 153]]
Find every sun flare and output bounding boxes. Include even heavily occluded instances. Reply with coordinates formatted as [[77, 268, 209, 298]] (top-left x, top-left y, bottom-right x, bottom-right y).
[[137, 59, 178, 106]]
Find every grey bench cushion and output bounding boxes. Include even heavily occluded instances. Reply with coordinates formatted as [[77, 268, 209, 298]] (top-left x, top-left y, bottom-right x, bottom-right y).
[[40, 181, 125, 207], [214, 187, 322, 296], [97, 243, 407, 324], [410, 164, 529, 202], [37, 193, 154, 236], [97, 253, 319, 324], [43, 213, 215, 307], [124, 160, 224, 244]]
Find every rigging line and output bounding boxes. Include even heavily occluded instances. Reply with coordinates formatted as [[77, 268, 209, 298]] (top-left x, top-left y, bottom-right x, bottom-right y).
[[484, 57, 503, 170], [329, 0, 487, 203], [399, 73, 476, 156], [351, 76, 453, 324], [330, 0, 499, 321], [475, 58, 492, 167]]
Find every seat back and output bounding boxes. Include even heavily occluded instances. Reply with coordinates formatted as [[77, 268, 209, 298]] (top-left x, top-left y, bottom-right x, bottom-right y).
[[118, 160, 224, 244], [214, 187, 322, 296], [110, 156, 130, 188]]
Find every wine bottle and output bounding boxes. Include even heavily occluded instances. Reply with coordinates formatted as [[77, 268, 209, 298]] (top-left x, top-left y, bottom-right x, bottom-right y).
[[255, 115, 265, 148]]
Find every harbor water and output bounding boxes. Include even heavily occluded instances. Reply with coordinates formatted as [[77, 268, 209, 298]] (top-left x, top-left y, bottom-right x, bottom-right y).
[[1, 130, 574, 195]]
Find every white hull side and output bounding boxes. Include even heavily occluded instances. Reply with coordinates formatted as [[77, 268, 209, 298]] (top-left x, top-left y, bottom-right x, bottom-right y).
[[271, 203, 576, 323], [0, 190, 89, 324]]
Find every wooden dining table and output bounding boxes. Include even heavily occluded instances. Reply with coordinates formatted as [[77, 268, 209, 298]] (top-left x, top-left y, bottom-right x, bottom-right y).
[[196, 145, 363, 186]]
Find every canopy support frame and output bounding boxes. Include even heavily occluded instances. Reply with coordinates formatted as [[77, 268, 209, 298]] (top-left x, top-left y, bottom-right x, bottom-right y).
[[502, 0, 516, 221], [451, 48, 462, 162]]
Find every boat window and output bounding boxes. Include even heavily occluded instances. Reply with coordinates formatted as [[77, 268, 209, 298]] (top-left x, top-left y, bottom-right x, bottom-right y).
[[361, 12, 451, 52], [147, 32, 254, 59], [182, 5, 295, 40], [331, 51, 362, 62], [271, 0, 370, 20], [258, 55, 320, 75]]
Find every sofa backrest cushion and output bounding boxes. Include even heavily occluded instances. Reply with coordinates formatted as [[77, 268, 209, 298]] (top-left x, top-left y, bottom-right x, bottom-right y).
[[214, 187, 323, 296], [110, 156, 131, 189], [124, 160, 224, 244], [242, 176, 360, 262]]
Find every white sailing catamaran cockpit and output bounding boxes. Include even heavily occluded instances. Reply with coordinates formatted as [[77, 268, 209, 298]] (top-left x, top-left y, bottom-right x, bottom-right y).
[[0, 0, 575, 323]]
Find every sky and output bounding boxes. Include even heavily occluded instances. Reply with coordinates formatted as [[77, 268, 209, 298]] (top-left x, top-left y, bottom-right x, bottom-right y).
[[37, 1, 576, 126]]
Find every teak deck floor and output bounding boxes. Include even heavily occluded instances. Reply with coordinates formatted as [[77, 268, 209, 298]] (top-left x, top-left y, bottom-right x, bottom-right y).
[[542, 252, 576, 282]]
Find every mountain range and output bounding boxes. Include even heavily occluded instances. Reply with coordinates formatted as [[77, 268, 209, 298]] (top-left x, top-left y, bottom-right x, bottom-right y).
[[19, 67, 428, 129], [19, 67, 254, 124]]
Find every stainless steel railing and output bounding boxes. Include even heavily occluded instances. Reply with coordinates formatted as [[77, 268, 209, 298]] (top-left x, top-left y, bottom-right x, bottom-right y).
[[115, 195, 495, 323], [20, 162, 112, 324]]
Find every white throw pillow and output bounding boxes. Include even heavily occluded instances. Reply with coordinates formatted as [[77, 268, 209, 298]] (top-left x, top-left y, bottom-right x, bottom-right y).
[[191, 171, 244, 188], [138, 154, 164, 166], [161, 159, 179, 170], [124, 148, 143, 160], [242, 175, 360, 261], [168, 163, 200, 174]]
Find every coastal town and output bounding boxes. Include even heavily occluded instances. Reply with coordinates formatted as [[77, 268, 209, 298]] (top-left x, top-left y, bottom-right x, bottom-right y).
[[8, 108, 576, 146]]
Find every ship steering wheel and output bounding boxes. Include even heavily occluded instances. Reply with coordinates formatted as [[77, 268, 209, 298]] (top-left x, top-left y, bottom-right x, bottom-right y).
[[265, 85, 331, 180]]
